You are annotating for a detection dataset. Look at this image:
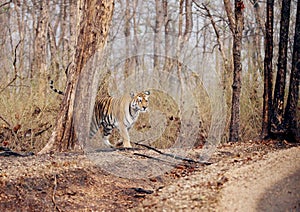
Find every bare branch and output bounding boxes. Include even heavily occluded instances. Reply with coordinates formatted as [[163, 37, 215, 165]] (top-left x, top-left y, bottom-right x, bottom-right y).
[[0, 40, 22, 94], [223, 0, 236, 33], [0, 0, 11, 9], [194, 2, 231, 77]]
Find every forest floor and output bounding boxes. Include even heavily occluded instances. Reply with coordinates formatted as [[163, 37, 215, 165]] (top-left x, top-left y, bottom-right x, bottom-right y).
[[0, 140, 299, 211]]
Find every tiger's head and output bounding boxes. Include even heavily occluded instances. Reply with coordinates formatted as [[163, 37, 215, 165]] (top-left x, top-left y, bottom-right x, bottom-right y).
[[130, 91, 150, 112]]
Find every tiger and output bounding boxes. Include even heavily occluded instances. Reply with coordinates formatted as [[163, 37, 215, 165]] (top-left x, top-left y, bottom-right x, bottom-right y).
[[49, 80, 150, 148], [49, 80, 64, 95], [89, 91, 150, 148]]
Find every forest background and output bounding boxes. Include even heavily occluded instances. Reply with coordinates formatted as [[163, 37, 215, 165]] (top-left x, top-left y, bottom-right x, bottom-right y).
[[0, 0, 299, 154]]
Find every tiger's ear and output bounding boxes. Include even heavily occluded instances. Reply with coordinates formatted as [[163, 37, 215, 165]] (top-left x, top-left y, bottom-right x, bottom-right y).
[[144, 91, 150, 95], [130, 91, 135, 98]]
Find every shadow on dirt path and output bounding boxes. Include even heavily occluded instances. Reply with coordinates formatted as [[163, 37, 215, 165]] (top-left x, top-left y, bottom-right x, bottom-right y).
[[217, 147, 300, 212], [257, 167, 300, 211]]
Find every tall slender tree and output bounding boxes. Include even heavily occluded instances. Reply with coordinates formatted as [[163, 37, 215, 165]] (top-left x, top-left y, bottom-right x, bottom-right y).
[[261, 0, 274, 139], [223, 0, 245, 142]]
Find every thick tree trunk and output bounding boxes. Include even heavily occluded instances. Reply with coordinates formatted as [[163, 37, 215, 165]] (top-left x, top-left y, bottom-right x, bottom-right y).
[[283, 0, 300, 142], [39, 0, 114, 154], [271, 0, 291, 133], [261, 0, 274, 139]]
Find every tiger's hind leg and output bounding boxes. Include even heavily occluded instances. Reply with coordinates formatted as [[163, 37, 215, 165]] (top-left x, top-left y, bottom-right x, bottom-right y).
[[103, 136, 114, 148], [103, 126, 114, 148]]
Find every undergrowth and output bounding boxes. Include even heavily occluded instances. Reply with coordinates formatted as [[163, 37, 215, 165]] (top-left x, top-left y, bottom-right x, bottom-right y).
[[0, 79, 61, 153]]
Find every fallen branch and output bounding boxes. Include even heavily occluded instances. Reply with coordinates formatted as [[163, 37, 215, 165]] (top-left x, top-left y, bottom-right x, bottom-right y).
[[133, 142, 206, 164], [0, 146, 34, 157], [90, 147, 143, 153], [133, 152, 178, 167]]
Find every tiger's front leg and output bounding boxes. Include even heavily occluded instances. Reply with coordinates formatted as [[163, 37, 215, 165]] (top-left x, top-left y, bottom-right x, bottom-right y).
[[119, 125, 132, 148]]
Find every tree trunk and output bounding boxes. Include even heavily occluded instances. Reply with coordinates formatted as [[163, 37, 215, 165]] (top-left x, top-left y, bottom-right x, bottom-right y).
[[154, 0, 163, 69], [163, 0, 172, 71], [271, 0, 291, 133], [224, 0, 244, 142], [252, 0, 264, 72], [39, 0, 114, 154], [283, 0, 300, 142], [183, 0, 193, 42], [31, 1, 49, 101], [124, 0, 132, 78], [261, 0, 274, 139]]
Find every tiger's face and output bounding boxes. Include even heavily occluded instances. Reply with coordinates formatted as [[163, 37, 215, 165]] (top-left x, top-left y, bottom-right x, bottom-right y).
[[130, 91, 150, 112]]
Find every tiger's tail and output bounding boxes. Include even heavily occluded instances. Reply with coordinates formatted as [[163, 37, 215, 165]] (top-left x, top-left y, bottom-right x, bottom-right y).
[[49, 80, 64, 95]]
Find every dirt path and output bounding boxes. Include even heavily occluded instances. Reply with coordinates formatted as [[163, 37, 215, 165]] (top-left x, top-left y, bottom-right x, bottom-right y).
[[218, 147, 300, 211], [0, 142, 299, 211], [136, 144, 300, 211]]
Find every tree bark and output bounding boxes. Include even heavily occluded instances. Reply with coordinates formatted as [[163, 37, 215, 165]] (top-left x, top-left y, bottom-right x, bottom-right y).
[[261, 0, 274, 139], [271, 0, 291, 133], [223, 0, 244, 142], [154, 0, 163, 69], [124, 0, 133, 78], [163, 0, 171, 71], [31, 1, 49, 100], [283, 0, 300, 142], [39, 0, 114, 154], [183, 0, 193, 42], [252, 0, 264, 72]]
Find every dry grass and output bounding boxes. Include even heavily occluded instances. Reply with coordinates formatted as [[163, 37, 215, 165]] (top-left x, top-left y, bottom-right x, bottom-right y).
[[0, 74, 298, 154], [0, 79, 61, 153], [240, 85, 263, 141], [138, 89, 181, 149]]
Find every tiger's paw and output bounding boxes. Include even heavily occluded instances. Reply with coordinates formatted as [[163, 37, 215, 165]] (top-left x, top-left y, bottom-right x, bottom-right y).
[[123, 143, 132, 148], [103, 139, 114, 148]]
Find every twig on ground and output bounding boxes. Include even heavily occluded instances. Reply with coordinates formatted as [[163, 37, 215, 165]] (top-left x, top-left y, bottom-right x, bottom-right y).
[[0, 115, 12, 127], [52, 174, 61, 212]]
